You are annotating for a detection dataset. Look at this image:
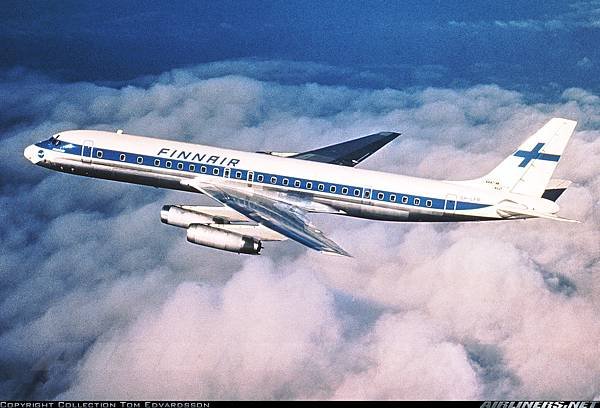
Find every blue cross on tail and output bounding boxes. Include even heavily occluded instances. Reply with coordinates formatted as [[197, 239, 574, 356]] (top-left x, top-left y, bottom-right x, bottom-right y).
[[513, 143, 561, 168]]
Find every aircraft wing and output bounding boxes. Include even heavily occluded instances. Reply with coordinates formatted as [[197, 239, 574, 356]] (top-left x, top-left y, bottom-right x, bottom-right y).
[[291, 131, 400, 166], [258, 131, 400, 167], [181, 179, 351, 256]]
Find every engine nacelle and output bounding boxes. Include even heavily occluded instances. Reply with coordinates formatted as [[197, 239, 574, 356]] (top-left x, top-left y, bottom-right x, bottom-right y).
[[161, 205, 215, 228], [186, 224, 262, 255]]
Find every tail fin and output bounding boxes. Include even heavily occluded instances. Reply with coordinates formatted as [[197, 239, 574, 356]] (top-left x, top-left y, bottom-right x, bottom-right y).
[[474, 118, 577, 197]]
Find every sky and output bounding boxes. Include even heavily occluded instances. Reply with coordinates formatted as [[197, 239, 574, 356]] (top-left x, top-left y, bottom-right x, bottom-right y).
[[3, 0, 600, 92], [1, 0, 600, 400]]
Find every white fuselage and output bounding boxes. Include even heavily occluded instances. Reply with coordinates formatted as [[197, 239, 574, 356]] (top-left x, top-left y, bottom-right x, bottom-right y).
[[23, 130, 553, 222]]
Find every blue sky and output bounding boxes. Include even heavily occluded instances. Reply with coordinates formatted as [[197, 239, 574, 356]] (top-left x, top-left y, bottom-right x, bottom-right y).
[[2, 1, 600, 400], [2, 0, 599, 92]]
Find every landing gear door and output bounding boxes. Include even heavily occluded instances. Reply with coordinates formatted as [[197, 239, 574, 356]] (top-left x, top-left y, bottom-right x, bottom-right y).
[[81, 140, 94, 163]]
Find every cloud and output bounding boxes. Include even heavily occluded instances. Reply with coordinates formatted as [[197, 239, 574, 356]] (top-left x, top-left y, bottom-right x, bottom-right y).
[[449, 1, 600, 32], [332, 312, 481, 400], [1, 61, 599, 399], [577, 57, 594, 70], [60, 262, 342, 399]]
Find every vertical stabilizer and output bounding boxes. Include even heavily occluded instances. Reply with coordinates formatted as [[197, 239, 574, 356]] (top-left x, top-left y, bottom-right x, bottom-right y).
[[474, 118, 577, 197]]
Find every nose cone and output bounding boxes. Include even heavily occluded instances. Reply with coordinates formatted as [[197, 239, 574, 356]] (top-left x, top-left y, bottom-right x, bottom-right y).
[[24, 144, 43, 164]]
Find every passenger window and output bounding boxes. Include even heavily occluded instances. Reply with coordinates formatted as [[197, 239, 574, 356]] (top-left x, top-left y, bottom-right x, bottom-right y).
[[166, 161, 172, 168], [401, 196, 408, 204], [189, 164, 196, 172], [213, 168, 220, 175], [377, 192, 384, 200], [200, 166, 207, 173], [119, 154, 126, 161], [364, 191, 371, 199], [342, 187, 348, 194], [353, 189, 361, 197], [271, 176, 277, 184], [235, 171, 242, 179], [318, 184, 325, 191], [294, 180, 301, 188], [154, 159, 160, 166], [283, 178, 289, 186], [257, 174, 264, 182], [136, 156, 143, 164], [330, 185, 336, 193], [177, 162, 184, 170], [96, 150, 103, 159], [426, 200, 432, 208], [414, 198, 420, 206], [390, 194, 396, 202], [306, 182, 313, 189]]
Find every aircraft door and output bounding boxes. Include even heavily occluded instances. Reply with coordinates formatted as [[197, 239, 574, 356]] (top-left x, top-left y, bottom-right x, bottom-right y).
[[224, 168, 231, 178], [247, 171, 254, 187], [81, 140, 94, 163], [444, 194, 457, 215]]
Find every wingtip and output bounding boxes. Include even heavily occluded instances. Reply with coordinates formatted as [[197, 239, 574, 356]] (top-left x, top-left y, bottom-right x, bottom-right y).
[[322, 252, 353, 258], [320, 248, 353, 258], [378, 131, 401, 138]]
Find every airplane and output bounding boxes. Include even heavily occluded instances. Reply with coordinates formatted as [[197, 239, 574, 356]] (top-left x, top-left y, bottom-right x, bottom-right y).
[[23, 117, 579, 257]]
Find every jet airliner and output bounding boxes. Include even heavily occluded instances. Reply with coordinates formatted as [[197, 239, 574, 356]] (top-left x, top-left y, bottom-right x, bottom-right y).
[[24, 118, 578, 256]]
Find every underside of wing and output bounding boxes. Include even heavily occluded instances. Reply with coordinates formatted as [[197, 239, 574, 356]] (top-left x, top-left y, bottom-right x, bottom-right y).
[[258, 131, 400, 167], [181, 178, 351, 256]]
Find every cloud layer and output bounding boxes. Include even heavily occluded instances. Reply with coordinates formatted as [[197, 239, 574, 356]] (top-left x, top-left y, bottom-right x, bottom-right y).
[[1, 61, 599, 399]]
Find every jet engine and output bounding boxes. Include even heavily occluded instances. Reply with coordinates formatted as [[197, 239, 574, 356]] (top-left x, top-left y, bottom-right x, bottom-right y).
[[161, 205, 220, 227], [186, 224, 262, 255]]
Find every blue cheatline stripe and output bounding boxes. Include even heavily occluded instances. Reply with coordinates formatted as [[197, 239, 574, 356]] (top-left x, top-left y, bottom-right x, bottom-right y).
[[36, 139, 491, 212]]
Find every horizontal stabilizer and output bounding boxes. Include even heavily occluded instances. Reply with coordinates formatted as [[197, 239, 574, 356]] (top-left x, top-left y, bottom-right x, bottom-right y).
[[497, 202, 580, 223], [541, 179, 571, 202]]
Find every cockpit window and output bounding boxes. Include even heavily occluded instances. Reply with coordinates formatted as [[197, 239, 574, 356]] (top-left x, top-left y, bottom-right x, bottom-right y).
[[51, 138, 60, 146]]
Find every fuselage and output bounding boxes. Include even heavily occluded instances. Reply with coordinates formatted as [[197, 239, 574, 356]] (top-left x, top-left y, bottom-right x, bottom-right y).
[[23, 129, 554, 222]]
